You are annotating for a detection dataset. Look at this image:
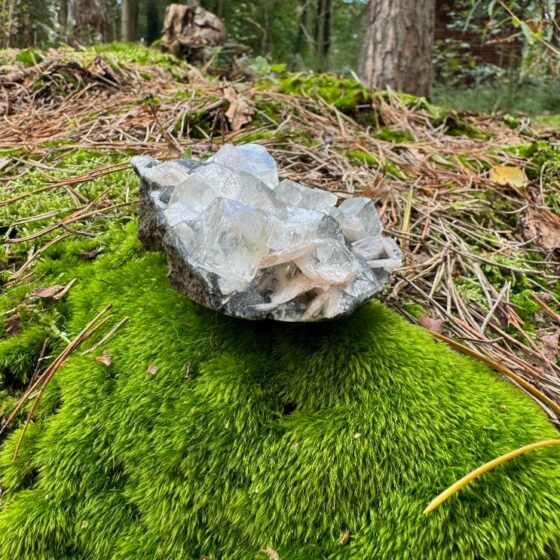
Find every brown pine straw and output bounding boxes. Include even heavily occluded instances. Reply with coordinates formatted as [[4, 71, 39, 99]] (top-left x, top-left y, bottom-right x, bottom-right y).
[[424, 438, 560, 514], [1, 50, 559, 420], [533, 294, 560, 324], [428, 330, 560, 416], [81, 316, 129, 355], [2, 304, 113, 458]]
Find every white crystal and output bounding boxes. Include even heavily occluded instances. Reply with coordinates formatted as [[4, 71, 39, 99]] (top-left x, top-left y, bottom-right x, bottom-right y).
[[266, 207, 343, 253], [173, 222, 195, 246], [295, 240, 359, 285], [133, 144, 401, 322], [330, 197, 382, 241], [169, 163, 275, 214], [254, 274, 317, 311], [211, 144, 279, 188], [187, 197, 270, 288], [164, 200, 199, 227], [273, 179, 337, 213], [259, 240, 324, 269], [141, 161, 194, 188], [353, 237, 402, 271]]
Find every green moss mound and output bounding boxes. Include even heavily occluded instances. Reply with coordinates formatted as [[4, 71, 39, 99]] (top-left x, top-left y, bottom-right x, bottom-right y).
[[0, 225, 559, 560], [277, 73, 372, 113]]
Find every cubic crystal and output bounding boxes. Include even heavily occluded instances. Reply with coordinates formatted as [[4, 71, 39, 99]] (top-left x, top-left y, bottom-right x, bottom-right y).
[[353, 237, 403, 271], [140, 160, 195, 188], [273, 179, 338, 213], [188, 197, 270, 289], [211, 143, 279, 188], [132, 143, 402, 322], [330, 197, 383, 241], [169, 163, 275, 214]]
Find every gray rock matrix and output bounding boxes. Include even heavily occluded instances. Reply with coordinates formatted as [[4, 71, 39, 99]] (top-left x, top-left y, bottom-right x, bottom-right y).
[[132, 144, 402, 321]]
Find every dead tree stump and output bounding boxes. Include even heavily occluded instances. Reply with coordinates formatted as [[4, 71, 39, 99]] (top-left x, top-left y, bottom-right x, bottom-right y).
[[161, 1, 227, 64]]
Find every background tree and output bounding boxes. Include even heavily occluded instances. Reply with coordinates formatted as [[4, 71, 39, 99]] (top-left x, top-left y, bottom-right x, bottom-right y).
[[121, 0, 139, 42], [315, 0, 333, 71], [360, 0, 436, 98], [1, 0, 56, 48], [2, 0, 558, 115], [144, 0, 161, 45]]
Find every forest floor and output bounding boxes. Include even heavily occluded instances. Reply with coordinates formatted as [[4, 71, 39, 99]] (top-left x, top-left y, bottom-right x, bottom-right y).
[[1, 44, 560, 427]]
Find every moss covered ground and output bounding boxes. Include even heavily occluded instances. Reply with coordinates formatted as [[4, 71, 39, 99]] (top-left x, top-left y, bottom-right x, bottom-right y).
[[1, 44, 560, 559], [0, 224, 558, 559]]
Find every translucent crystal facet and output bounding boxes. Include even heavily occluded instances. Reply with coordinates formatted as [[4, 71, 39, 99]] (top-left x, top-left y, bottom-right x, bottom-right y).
[[140, 160, 195, 188], [330, 197, 383, 241], [352, 236, 403, 271], [132, 143, 402, 322], [211, 143, 279, 188], [169, 163, 275, 213], [273, 179, 338, 213], [188, 197, 270, 288]]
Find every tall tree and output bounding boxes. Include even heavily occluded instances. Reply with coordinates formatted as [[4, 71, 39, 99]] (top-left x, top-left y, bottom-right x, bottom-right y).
[[145, 0, 160, 45], [315, 0, 333, 70], [360, 0, 435, 98], [121, 0, 139, 41]]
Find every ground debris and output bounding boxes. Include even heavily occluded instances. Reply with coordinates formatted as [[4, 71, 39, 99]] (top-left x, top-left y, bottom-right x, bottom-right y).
[[95, 350, 112, 366], [261, 547, 280, 560], [1, 45, 559, 415]]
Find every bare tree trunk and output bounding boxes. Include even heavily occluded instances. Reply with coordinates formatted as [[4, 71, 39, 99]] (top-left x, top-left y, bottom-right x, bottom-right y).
[[322, 0, 333, 68], [1, 0, 17, 47], [360, 0, 435, 98], [294, 2, 307, 54], [60, 0, 69, 41], [260, 0, 269, 54], [216, 0, 224, 19], [145, 0, 160, 45], [315, 0, 333, 70], [121, 0, 139, 42], [160, 2, 227, 62]]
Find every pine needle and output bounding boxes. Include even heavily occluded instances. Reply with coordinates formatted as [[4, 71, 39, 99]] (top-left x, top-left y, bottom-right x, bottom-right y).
[[424, 439, 560, 514], [428, 330, 560, 416], [6, 304, 113, 458]]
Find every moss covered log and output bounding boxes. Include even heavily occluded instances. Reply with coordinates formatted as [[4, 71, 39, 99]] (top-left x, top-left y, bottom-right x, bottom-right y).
[[0, 224, 558, 560]]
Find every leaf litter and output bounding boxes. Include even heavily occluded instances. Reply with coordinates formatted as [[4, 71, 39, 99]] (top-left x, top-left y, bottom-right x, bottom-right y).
[[0, 46, 559, 422]]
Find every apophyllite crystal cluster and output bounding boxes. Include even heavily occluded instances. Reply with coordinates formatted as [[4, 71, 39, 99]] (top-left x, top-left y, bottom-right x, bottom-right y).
[[132, 144, 402, 321]]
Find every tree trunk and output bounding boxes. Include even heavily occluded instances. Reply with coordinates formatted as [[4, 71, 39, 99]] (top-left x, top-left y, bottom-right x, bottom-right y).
[[60, 0, 69, 41], [121, 0, 139, 42], [260, 1, 268, 54], [294, 2, 307, 54], [160, 2, 226, 62], [322, 0, 333, 67], [360, 0, 435, 98], [145, 0, 160, 45], [216, 0, 224, 19], [315, 0, 333, 70]]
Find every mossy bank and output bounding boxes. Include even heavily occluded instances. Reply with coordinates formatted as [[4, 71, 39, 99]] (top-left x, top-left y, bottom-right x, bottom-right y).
[[0, 224, 558, 560]]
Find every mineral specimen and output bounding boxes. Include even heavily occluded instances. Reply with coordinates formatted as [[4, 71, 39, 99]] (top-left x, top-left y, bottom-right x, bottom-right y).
[[132, 144, 402, 321]]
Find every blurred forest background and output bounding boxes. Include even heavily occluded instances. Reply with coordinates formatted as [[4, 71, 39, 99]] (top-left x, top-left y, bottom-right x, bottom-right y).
[[1, 0, 559, 118]]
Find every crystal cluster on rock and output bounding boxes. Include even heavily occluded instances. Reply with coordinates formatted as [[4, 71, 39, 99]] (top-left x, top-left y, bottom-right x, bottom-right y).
[[132, 144, 402, 322]]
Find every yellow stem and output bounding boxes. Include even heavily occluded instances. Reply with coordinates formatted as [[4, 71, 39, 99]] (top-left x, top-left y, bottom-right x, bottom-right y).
[[401, 186, 413, 237], [424, 439, 560, 515]]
